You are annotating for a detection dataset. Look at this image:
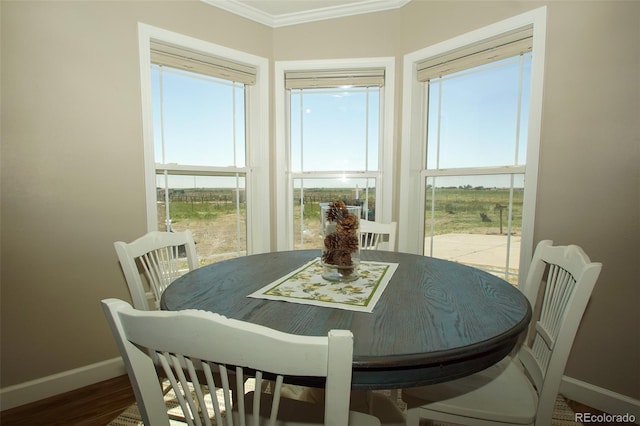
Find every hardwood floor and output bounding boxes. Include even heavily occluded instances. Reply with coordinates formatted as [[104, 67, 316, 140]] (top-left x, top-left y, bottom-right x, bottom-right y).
[[0, 376, 135, 426], [0, 374, 616, 426]]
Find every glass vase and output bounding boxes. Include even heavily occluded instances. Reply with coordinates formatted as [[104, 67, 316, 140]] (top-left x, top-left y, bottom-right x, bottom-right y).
[[320, 202, 361, 282]]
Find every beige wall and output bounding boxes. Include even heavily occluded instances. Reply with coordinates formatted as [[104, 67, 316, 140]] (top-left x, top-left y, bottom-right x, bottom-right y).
[[532, 1, 639, 394], [0, 0, 271, 388], [2, 0, 638, 403]]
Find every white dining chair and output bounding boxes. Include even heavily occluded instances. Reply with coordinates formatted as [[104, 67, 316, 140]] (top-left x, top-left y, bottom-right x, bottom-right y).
[[114, 230, 198, 310], [359, 220, 397, 251], [401, 240, 602, 426], [114, 231, 244, 408], [102, 298, 384, 426]]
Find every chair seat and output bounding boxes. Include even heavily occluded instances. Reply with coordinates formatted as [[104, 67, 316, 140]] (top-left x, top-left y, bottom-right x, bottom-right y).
[[350, 391, 406, 426], [402, 357, 538, 425], [264, 385, 405, 425], [244, 392, 382, 425]]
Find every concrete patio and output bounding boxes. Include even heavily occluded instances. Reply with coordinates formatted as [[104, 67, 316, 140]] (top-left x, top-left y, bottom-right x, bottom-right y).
[[425, 233, 521, 278]]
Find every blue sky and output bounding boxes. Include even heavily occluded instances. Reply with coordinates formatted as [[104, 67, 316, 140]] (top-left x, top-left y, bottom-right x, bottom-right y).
[[427, 55, 531, 171], [152, 53, 531, 190], [152, 65, 245, 168], [290, 87, 379, 173]]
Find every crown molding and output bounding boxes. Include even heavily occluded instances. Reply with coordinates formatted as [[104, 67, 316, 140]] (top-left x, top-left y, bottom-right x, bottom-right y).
[[202, 0, 411, 28]]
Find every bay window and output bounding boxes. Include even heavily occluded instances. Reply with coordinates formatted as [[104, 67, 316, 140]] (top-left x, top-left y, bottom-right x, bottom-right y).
[[138, 24, 269, 264], [275, 59, 395, 250], [400, 9, 547, 284]]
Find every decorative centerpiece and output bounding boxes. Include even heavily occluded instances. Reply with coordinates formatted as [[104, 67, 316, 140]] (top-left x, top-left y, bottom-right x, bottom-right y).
[[320, 201, 361, 282]]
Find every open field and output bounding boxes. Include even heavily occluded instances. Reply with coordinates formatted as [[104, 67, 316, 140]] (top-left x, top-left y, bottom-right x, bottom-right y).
[[426, 186, 523, 235], [157, 186, 523, 279]]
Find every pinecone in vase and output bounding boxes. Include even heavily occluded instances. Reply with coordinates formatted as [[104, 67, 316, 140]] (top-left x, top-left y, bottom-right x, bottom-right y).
[[336, 212, 359, 235], [325, 200, 348, 221], [321, 200, 361, 279]]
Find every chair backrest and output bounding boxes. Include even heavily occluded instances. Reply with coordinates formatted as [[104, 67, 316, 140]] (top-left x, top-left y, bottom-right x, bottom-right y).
[[102, 298, 355, 426], [359, 220, 397, 251], [114, 230, 198, 310], [517, 240, 602, 426]]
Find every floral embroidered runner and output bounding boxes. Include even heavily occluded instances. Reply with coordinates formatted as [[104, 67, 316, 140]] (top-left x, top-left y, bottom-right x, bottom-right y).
[[247, 257, 398, 313]]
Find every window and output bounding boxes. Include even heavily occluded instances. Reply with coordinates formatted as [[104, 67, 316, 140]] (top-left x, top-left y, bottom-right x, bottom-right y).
[[138, 24, 270, 264], [400, 8, 547, 284], [423, 50, 531, 284], [275, 59, 395, 250]]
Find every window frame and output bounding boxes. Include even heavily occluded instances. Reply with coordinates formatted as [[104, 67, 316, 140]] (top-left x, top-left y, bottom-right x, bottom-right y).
[[274, 58, 395, 251], [138, 23, 271, 255], [399, 7, 547, 283]]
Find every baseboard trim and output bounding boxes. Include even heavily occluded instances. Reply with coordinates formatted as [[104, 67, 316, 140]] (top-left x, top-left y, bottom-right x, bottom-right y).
[[561, 376, 640, 424], [0, 357, 126, 411]]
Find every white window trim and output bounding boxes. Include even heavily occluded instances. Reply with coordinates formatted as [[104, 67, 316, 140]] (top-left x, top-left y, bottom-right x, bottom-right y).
[[399, 7, 547, 283], [137, 23, 271, 254], [274, 57, 395, 251]]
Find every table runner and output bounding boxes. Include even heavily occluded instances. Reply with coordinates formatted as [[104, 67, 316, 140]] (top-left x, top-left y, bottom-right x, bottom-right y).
[[247, 257, 398, 313]]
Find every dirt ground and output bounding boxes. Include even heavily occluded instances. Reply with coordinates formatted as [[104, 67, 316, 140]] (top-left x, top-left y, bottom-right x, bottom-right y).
[[170, 213, 247, 264]]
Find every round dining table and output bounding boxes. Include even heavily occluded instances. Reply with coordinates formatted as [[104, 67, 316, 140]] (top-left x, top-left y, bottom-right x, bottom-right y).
[[161, 249, 531, 390]]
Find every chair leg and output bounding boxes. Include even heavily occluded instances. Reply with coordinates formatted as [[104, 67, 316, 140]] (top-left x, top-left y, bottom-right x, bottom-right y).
[[405, 408, 421, 426]]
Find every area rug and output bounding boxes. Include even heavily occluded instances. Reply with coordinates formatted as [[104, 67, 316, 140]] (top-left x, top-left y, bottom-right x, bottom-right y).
[[109, 385, 583, 426]]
